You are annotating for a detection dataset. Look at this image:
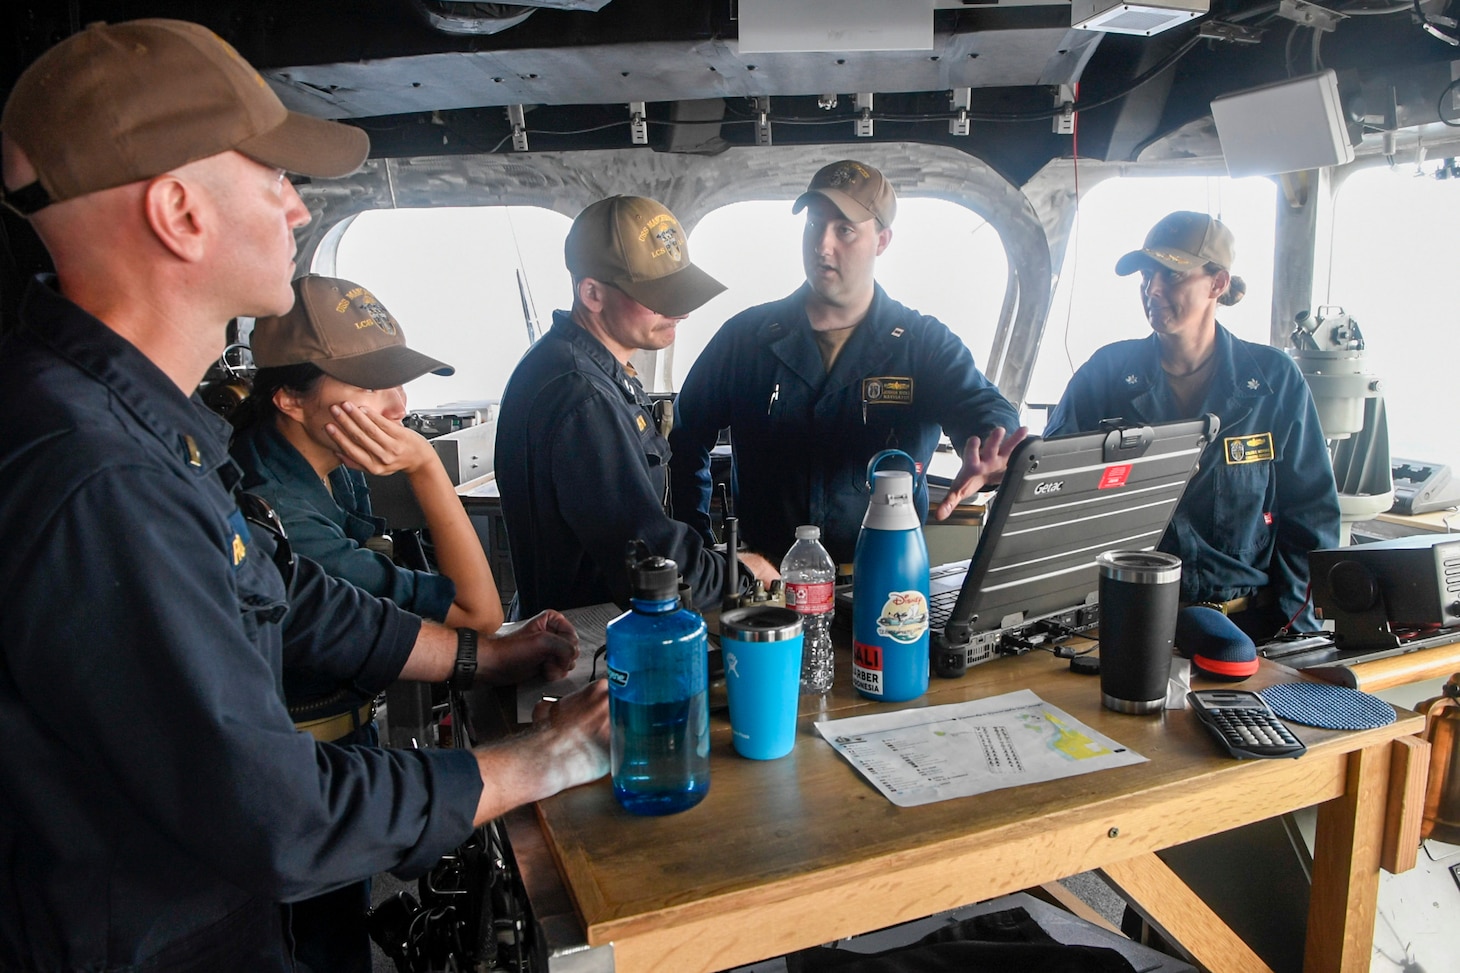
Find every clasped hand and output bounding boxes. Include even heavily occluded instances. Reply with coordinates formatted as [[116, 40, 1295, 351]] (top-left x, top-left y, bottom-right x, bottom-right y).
[[480, 609, 581, 685]]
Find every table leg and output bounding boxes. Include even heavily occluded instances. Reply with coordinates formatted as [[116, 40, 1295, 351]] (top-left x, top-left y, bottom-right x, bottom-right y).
[[1100, 853, 1274, 973], [1304, 743, 1392, 973]]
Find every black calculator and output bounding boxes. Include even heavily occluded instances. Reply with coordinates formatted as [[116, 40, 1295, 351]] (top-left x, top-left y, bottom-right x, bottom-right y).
[[1187, 690, 1307, 759]]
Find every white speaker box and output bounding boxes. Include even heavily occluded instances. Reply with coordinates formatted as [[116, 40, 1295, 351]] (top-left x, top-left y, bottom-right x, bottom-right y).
[[1211, 69, 1355, 177]]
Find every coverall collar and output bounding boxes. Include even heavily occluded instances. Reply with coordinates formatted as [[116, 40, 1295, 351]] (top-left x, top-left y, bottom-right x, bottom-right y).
[[1124, 323, 1271, 422], [233, 419, 377, 540], [768, 282, 903, 394], [552, 309, 649, 406], [18, 275, 234, 479]]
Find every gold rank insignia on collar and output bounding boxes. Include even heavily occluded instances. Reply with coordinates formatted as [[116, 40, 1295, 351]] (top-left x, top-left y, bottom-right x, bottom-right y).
[[183, 434, 202, 468]]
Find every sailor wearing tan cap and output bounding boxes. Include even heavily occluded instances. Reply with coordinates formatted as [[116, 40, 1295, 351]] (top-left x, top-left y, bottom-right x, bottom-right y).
[[0, 20, 607, 972], [228, 274, 505, 971], [670, 160, 1027, 566], [496, 195, 780, 616], [1046, 211, 1339, 639], [233, 275, 503, 636]]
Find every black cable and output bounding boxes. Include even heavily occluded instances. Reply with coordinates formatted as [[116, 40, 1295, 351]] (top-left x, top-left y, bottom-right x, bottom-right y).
[[727, 33, 1203, 124], [1439, 76, 1460, 125], [480, 30, 1205, 154], [1020, 32, 1206, 120]]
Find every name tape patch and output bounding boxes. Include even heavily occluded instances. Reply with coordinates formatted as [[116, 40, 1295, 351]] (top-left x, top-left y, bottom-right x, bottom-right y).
[[1224, 433, 1274, 465], [862, 376, 913, 405]]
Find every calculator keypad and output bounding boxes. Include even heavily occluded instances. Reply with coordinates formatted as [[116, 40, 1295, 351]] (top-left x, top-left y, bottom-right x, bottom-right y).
[[1188, 691, 1308, 759], [1212, 710, 1302, 753]]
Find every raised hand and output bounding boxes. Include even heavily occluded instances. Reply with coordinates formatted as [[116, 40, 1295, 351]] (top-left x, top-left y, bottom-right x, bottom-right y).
[[934, 425, 1030, 521]]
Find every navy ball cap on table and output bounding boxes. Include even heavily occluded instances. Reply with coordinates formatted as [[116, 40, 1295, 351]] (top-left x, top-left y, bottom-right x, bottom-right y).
[[1176, 606, 1259, 680]]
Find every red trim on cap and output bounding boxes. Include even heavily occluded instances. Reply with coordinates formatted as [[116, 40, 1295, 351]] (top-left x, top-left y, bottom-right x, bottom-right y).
[[1193, 653, 1259, 678]]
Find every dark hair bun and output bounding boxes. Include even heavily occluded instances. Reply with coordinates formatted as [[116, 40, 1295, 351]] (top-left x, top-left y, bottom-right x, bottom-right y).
[[1218, 274, 1247, 307]]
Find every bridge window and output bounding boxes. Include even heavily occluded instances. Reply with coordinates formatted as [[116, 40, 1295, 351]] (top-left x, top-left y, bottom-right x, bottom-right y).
[[331, 206, 572, 409], [329, 197, 1015, 404], [1326, 164, 1460, 468], [1028, 175, 1277, 425], [676, 198, 1011, 390]]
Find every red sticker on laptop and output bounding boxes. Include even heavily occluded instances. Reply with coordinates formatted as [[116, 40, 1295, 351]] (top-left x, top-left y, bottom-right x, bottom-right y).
[[1098, 464, 1132, 489]]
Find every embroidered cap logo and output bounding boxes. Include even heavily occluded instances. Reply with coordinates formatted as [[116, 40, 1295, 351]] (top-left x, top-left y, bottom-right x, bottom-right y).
[[653, 224, 683, 262], [358, 295, 397, 335]]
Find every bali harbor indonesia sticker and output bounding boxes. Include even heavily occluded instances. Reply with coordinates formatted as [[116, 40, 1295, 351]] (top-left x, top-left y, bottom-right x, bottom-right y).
[[877, 590, 929, 643]]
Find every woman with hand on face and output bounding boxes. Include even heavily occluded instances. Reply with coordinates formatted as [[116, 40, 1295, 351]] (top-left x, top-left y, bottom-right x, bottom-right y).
[[229, 274, 503, 973], [233, 275, 503, 638]]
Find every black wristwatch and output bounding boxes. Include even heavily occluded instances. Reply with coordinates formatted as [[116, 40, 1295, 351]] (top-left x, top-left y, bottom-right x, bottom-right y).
[[449, 628, 478, 691]]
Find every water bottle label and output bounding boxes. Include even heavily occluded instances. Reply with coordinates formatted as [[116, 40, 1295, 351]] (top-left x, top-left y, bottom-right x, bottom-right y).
[[875, 590, 929, 643], [606, 664, 629, 688], [852, 640, 882, 696], [786, 581, 834, 614]]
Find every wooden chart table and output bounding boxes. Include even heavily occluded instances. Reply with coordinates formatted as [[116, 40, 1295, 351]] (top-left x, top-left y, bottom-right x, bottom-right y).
[[500, 643, 1428, 973]]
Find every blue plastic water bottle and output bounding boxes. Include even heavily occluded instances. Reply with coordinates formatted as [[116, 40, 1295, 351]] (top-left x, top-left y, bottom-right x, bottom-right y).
[[606, 553, 710, 815], [852, 451, 930, 702]]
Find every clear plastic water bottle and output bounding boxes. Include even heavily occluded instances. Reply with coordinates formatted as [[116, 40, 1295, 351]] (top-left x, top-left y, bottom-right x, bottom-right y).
[[606, 554, 710, 815], [781, 525, 837, 694]]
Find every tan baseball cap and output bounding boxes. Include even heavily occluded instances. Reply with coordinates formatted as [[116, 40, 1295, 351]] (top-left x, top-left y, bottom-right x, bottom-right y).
[[564, 195, 726, 318], [250, 276, 453, 389], [0, 19, 369, 215], [1116, 211, 1236, 276], [792, 160, 897, 228]]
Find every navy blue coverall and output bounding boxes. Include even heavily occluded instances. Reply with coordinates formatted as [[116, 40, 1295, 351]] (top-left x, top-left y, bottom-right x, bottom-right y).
[[0, 279, 480, 972], [1045, 325, 1340, 633], [669, 284, 1021, 566], [496, 311, 738, 615], [231, 420, 460, 973]]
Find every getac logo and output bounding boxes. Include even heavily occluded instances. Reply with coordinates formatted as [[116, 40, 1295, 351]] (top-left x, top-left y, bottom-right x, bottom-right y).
[[1033, 481, 1064, 496]]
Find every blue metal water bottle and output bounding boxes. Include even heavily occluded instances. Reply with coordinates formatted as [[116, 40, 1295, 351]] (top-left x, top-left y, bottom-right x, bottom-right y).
[[606, 552, 710, 815], [852, 450, 930, 702]]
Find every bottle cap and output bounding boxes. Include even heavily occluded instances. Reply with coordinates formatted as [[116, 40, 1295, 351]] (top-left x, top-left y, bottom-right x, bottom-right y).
[[631, 555, 680, 601], [795, 525, 821, 540], [861, 470, 921, 531]]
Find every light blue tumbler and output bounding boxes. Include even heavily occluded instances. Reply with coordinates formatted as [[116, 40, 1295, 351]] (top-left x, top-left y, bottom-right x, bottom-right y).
[[852, 450, 931, 703], [720, 606, 803, 760]]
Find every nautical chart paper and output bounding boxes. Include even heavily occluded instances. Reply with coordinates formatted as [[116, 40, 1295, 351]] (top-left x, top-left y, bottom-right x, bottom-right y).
[[813, 689, 1146, 807]]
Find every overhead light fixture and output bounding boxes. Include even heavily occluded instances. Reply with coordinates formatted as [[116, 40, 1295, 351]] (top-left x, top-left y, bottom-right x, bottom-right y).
[[1071, 0, 1208, 37]]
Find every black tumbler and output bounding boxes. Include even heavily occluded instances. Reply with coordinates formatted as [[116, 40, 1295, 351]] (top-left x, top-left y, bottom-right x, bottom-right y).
[[1096, 551, 1182, 714]]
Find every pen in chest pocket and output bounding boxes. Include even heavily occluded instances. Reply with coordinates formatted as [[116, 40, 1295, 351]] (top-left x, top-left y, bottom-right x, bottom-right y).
[[767, 382, 779, 415]]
